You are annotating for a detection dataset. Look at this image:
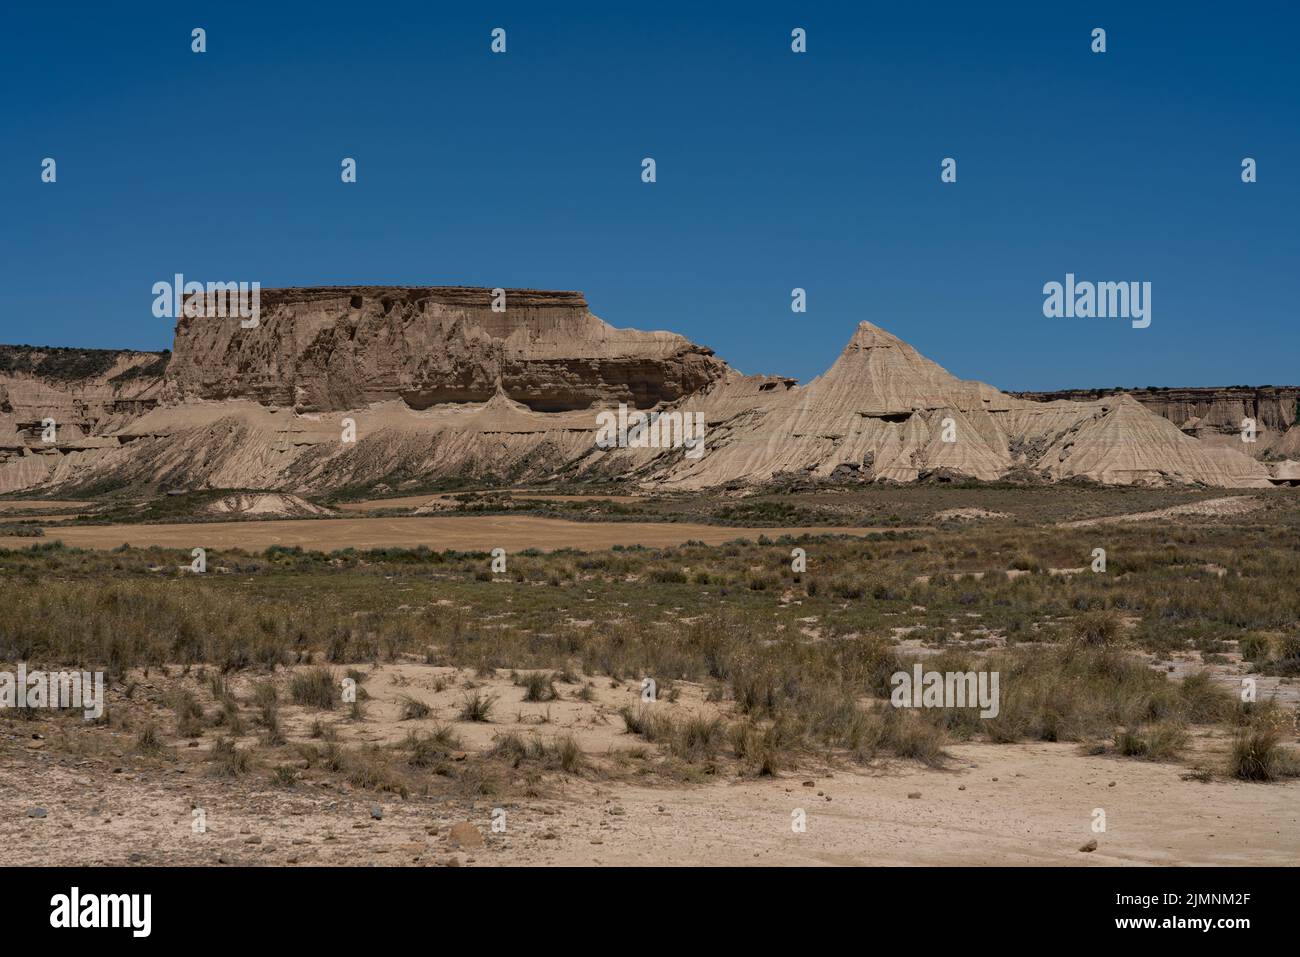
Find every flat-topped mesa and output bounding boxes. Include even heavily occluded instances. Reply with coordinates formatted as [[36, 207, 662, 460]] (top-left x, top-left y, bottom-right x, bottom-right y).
[[163, 286, 729, 413]]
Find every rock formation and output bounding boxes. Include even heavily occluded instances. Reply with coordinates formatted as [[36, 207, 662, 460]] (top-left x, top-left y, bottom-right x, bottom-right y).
[[633, 322, 1274, 489], [164, 287, 727, 412], [0, 347, 166, 493], [0, 289, 1288, 496], [1013, 385, 1300, 471]]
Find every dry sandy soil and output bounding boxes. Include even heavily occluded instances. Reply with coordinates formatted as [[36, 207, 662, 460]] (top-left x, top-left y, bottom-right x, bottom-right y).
[[6, 741, 1297, 867], [3, 663, 1296, 867], [1061, 495, 1264, 528], [0, 500, 85, 512], [0, 515, 893, 552], [336, 491, 642, 512]]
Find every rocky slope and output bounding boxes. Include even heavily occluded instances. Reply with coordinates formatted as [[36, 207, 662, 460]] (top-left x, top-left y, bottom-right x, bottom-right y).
[[1012, 386, 1300, 464], [0, 289, 1287, 496], [632, 322, 1274, 489], [0, 347, 167, 493]]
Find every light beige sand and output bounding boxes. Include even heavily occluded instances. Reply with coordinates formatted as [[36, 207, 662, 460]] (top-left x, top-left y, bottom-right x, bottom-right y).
[[1062, 495, 1264, 528], [0, 500, 85, 511], [0, 515, 890, 552], [4, 662, 1295, 867]]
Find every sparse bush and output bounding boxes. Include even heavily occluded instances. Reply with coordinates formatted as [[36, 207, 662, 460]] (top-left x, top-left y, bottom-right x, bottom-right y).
[[458, 691, 497, 722], [135, 723, 164, 754], [290, 668, 340, 710], [1073, 611, 1122, 647], [398, 695, 431, 720], [1115, 721, 1188, 761], [209, 736, 251, 777], [516, 671, 558, 703]]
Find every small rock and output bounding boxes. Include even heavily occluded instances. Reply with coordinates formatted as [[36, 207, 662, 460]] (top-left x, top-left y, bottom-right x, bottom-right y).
[[1079, 839, 1098, 853], [907, 792, 921, 799], [27, 807, 47, 819], [244, 835, 262, 845], [370, 804, 383, 820], [448, 821, 484, 849], [802, 781, 815, 787]]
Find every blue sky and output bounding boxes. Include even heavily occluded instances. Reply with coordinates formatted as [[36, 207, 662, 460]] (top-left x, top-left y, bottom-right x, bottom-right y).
[[2, 1, 1296, 389]]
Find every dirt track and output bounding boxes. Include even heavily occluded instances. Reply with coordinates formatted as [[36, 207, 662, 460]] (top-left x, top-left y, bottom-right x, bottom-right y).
[[0, 515, 890, 553]]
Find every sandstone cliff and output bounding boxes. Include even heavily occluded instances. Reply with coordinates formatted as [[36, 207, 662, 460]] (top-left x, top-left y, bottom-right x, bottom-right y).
[[164, 287, 727, 413], [0, 347, 167, 493]]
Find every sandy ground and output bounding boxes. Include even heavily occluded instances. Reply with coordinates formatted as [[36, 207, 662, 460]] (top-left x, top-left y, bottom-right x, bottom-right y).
[[3, 662, 1296, 867], [1061, 495, 1264, 527], [4, 739, 1295, 867], [336, 495, 460, 512], [0, 515, 890, 552], [336, 491, 642, 512], [0, 500, 85, 512]]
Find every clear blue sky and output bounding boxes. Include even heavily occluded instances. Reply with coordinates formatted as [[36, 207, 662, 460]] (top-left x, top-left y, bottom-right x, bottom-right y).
[[2, 1, 1296, 389]]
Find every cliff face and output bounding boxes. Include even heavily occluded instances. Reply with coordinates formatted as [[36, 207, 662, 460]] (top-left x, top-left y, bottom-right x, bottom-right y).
[[0, 347, 166, 492], [163, 287, 728, 413], [1011, 386, 1300, 461]]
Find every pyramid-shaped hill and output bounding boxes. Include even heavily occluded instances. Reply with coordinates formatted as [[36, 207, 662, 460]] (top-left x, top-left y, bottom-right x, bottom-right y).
[[648, 321, 1274, 489]]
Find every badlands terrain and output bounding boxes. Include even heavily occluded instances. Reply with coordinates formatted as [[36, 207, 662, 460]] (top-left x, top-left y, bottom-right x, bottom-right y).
[[1, 287, 1297, 866], [2, 286, 1297, 497]]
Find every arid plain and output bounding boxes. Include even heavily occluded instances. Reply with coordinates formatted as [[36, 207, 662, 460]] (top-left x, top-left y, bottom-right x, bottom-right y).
[[2, 484, 1297, 866]]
